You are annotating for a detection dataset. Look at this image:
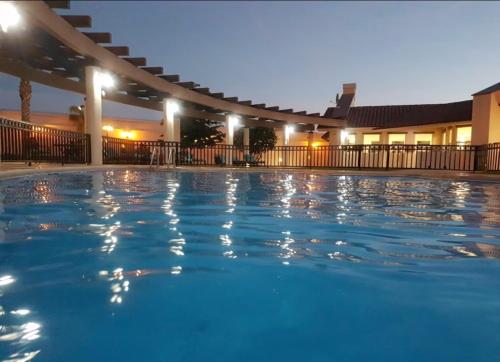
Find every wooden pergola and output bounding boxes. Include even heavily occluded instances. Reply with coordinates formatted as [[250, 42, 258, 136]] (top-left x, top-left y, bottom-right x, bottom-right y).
[[0, 0, 345, 164]]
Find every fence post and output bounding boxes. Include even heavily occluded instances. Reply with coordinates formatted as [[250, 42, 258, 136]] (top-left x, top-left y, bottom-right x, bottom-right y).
[[87, 134, 92, 164], [385, 144, 390, 170], [357, 145, 362, 169], [473, 145, 485, 172]]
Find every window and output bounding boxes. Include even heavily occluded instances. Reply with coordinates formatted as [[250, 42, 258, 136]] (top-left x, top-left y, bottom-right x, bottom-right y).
[[363, 133, 381, 145], [346, 134, 356, 145], [415, 133, 433, 145], [456, 126, 472, 145], [388, 133, 406, 145]]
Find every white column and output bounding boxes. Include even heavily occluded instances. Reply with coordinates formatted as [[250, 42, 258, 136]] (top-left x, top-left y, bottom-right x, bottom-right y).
[[163, 98, 180, 142], [283, 124, 293, 146], [173, 115, 181, 143], [283, 124, 294, 166], [85, 66, 103, 166], [225, 114, 239, 165], [243, 127, 250, 156], [406, 131, 415, 145]]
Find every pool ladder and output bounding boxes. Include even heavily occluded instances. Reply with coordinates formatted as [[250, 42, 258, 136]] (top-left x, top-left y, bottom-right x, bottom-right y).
[[150, 146, 176, 169]]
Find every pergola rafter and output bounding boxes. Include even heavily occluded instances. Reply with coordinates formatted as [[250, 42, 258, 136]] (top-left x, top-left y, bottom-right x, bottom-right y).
[[2, 0, 345, 129]]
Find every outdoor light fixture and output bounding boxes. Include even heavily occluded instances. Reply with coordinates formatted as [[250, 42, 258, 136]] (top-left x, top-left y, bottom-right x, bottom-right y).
[[228, 115, 240, 129], [340, 130, 350, 144], [166, 99, 181, 114], [0, 2, 20, 33], [98, 72, 115, 89], [227, 115, 241, 142], [165, 99, 181, 127], [102, 125, 114, 132], [284, 124, 295, 144]]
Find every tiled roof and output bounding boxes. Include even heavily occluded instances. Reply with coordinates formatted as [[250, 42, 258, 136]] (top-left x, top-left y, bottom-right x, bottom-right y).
[[324, 100, 472, 128], [328, 93, 354, 118], [472, 82, 500, 96]]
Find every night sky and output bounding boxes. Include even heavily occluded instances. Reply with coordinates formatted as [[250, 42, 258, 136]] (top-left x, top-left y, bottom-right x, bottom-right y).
[[1, 1, 499, 121]]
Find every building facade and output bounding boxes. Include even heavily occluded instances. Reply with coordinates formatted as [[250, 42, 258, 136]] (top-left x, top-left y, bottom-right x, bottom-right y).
[[321, 82, 500, 147], [1, 82, 499, 147]]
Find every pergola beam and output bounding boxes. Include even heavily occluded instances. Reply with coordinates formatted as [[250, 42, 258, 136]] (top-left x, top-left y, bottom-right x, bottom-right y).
[[0, 57, 232, 124], [123, 57, 147, 66], [159, 74, 179, 82], [194, 87, 210, 94], [14, 1, 346, 128], [141, 66, 163, 75], [61, 15, 91, 28], [104, 46, 129, 56], [82, 32, 112, 44], [176, 81, 198, 89], [45, 1, 70, 9]]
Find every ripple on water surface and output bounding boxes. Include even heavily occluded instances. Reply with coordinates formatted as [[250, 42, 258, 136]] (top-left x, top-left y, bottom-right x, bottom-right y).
[[0, 170, 499, 362]]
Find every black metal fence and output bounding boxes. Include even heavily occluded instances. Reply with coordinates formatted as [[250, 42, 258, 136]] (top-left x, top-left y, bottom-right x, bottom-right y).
[[101, 137, 500, 172], [103, 137, 177, 165], [0, 118, 498, 172], [484, 143, 500, 172], [0, 118, 90, 164]]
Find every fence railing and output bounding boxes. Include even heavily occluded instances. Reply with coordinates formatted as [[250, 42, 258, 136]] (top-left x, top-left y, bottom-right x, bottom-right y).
[[102, 136, 177, 165], [0, 118, 90, 164], [484, 143, 500, 172], [0, 118, 498, 172], [101, 137, 500, 172]]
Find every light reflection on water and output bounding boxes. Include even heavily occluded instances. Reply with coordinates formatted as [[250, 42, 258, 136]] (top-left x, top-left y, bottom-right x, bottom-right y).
[[0, 170, 499, 361]]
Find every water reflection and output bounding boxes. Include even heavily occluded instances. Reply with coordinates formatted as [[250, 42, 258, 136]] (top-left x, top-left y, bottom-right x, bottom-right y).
[[162, 175, 185, 258], [452, 242, 500, 259], [0, 171, 499, 361], [219, 173, 238, 259], [0, 277, 41, 361]]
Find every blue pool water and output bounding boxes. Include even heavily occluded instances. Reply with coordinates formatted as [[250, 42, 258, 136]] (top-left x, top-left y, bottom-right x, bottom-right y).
[[0, 170, 499, 362]]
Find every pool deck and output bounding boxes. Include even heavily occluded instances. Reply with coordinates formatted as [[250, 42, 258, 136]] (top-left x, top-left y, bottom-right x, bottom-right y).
[[1, 162, 499, 182]]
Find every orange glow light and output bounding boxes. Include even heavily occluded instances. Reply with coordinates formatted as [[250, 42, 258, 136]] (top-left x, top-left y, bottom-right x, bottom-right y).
[[119, 131, 134, 139]]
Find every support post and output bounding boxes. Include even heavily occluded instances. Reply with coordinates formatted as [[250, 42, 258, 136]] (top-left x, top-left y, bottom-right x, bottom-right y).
[[243, 127, 250, 156], [283, 124, 294, 166], [163, 98, 180, 142], [225, 114, 239, 166], [85, 66, 103, 166]]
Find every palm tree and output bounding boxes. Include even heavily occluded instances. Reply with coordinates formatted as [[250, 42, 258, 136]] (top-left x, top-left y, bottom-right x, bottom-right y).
[[68, 105, 85, 133], [19, 79, 33, 165], [19, 78, 32, 122]]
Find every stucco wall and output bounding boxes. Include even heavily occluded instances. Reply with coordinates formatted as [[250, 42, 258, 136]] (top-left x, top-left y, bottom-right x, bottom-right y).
[[0, 110, 164, 141], [471, 91, 500, 144]]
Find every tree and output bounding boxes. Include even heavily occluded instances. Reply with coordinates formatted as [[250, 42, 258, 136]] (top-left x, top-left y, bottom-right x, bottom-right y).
[[19, 78, 32, 122], [180, 117, 225, 148], [235, 127, 277, 159], [68, 105, 85, 133]]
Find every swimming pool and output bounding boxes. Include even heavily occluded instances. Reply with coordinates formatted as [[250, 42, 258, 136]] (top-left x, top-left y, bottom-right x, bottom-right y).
[[0, 170, 499, 362]]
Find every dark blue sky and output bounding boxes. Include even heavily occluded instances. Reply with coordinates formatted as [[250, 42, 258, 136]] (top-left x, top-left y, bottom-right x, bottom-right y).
[[1, 1, 499, 120]]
